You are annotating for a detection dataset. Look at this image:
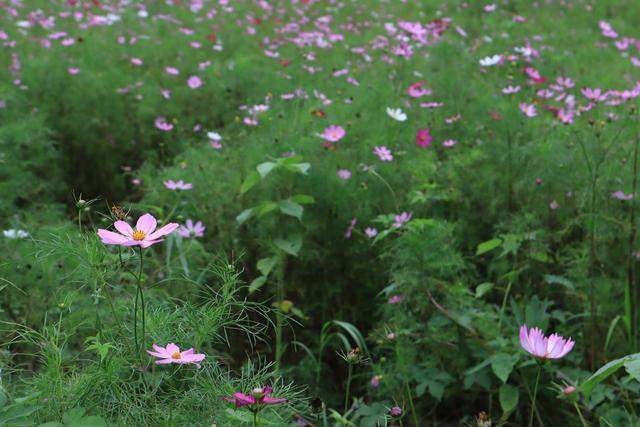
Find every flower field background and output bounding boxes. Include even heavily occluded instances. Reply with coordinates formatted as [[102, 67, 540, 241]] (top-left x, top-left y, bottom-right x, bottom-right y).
[[2, 0, 640, 425]]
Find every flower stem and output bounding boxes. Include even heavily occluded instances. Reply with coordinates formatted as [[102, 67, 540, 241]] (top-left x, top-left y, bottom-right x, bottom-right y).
[[133, 247, 145, 362], [344, 364, 353, 413], [573, 401, 587, 427], [405, 380, 419, 427], [528, 364, 542, 427], [253, 410, 258, 427]]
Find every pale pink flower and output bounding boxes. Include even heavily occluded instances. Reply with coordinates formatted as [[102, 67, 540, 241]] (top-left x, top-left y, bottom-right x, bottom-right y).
[[519, 325, 575, 359], [147, 343, 205, 368], [365, 227, 378, 238], [155, 116, 173, 131], [67, 67, 80, 75], [187, 75, 202, 89], [165, 66, 180, 75], [374, 146, 393, 161], [164, 180, 193, 191], [612, 191, 634, 201], [519, 103, 537, 117], [131, 57, 143, 66], [443, 139, 457, 147], [97, 213, 178, 248], [393, 212, 412, 228], [337, 169, 352, 180], [502, 85, 521, 94], [178, 219, 205, 238], [407, 81, 431, 98], [321, 125, 346, 142], [388, 295, 404, 304]]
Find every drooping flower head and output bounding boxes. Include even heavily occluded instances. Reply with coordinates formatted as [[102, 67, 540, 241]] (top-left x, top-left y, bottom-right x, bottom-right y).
[[519, 325, 575, 360], [147, 343, 205, 368], [223, 386, 287, 409], [97, 213, 178, 248]]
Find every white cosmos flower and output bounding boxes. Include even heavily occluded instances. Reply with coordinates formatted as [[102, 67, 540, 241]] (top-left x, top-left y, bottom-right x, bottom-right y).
[[207, 131, 222, 142], [479, 54, 502, 67], [3, 229, 29, 239], [386, 107, 407, 122]]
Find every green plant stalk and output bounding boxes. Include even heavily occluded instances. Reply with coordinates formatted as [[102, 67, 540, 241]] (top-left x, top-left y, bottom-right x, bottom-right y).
[[275, 277, 284, 369], [344, 363, 353, 413], [573, 402, 587, 427], [497, 281, 513, 332], [133, 247, 145, 361], [627, 130, 639, 347], [405, 380, 419, 427], [253, 410, 258, 427], [528, 364, 541, 427]]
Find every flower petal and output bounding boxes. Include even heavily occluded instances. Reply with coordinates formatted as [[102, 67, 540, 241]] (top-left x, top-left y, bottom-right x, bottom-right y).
[[147, 223, 179, 240], [136, 214, 157, 234], [97, 229, 129, 245], [113, 220, 133, 237]]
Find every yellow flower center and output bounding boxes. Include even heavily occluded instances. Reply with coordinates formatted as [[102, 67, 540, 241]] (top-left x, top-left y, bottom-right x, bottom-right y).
[[132, 230, 146, 241], [171, 351, 181, 360]]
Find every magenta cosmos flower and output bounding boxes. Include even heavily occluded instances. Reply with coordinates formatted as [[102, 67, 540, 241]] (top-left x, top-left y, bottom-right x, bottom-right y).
[[321, 125, 346, 142], [223, 386, 287, 409], [415, 128, 432, 148], [519, 325, 575, 359], [147, 343, 205, 368], [97, 213, 178, 248]]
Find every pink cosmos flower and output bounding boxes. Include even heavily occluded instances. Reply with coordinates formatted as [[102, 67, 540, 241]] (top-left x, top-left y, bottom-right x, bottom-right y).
[[407, 81, 431, 98], [388, 295, 404, 304], [390, 406, 403, 417], [321, 125, 346, 142], [519, 103, 537, 117], [67, 67, 80, 75], [165, 66, 180, 75], [345, 218, 357, 239], [612, 191, 634, 201], [223, 386, 287, 409], [581, 87, 605, 102], [337, 169, 352, 180], [393, 212, 412, 228], [131, 57, 143, 66], [374, 146, 393, 161], [164, 180, 193, 191], [370, 375, 382, 388], [502, 85, 520, 94], [147, 343, 205, 368], [519, 325, 575, 359], [187, 75, 202, 89], [443, 139, 457, 148], [178, 219, 205, 238], [97, 213, 179, 248], [415, 128, 432, 148], [155, 116, 173, 131], [365, 227, 378, 238]]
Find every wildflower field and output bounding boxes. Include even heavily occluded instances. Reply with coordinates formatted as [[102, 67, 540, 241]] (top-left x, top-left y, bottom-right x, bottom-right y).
[[2, 0, 640, 425]]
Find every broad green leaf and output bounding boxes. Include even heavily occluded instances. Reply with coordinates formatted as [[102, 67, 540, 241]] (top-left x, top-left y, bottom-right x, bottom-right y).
[[491, 353, 515, 383], [248, 276, 267, 293], [255, 201, 278, 217], [278, 200, 304, 220], [256, 161, 277, 178], [476, 238, 502, 255], [240, 171, 260, 194], [274, 235, 303, 256], [256, 257, 277, 277], [581, 353, 640, 397], [499, 384, 519, 413], [475, 282, 494, 298], [290, 194, 315, 204], [236, 208, 253, 225], [624, 358, 640, 382]]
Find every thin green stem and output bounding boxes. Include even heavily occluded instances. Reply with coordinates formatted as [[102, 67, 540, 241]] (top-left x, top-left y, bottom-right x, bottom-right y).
[[528, 364, 542, 427], [405, 380, 419, 427], [573, 401, 587, 427], [497, 281, 513, 332], [253, 410, 258, 427], [344, 364, 353, 413]]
